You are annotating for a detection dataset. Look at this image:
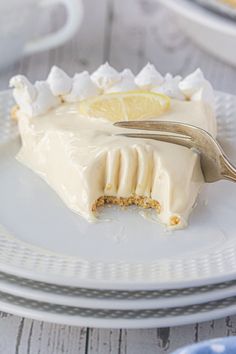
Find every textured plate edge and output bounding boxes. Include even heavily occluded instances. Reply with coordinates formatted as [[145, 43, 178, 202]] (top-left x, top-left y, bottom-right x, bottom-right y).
[[1, 296, 236, 329], [2, 271, 236, 309], [2, 260, 236, 290]]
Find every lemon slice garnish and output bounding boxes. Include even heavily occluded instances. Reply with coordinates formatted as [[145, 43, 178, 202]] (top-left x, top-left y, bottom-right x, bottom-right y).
[[79, 91, 170, 122]]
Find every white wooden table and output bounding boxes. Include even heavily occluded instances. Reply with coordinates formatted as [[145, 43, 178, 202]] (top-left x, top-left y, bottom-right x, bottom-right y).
[[1, 1, 236, 352]]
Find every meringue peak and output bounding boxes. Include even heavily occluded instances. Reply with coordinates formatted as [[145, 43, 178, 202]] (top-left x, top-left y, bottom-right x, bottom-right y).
[[152, 73, 185, 100], [106, 68, 137, 93], [10, 75, 37, 103], [179, 68, 215, 108], [64, 71, 99, 102], [135, 63, 164, 89], [10, 75, 60, 117], [47, 66, 72, 96], [179, 68, 206, 98], [91, 63, 121, 90], [32, 81, 60, 116]]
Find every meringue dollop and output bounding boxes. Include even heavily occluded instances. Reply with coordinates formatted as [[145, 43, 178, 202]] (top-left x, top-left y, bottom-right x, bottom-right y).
[[47, 66, 72, 96], [152, 74, 185, 100], [106, 69, 138, 93], [91, 63, 121, 90], [179, 68, 215, 108], [64, 71, 100, 102], [135, 63, 164, 89], [10, 75, 60, 117]]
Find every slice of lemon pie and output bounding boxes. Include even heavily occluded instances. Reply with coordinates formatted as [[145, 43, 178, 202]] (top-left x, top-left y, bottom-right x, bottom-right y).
[[10, 63, 217, 229]]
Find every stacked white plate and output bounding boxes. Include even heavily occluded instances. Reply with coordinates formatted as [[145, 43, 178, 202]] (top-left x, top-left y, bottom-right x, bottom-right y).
[[0, 90, 236, 328]]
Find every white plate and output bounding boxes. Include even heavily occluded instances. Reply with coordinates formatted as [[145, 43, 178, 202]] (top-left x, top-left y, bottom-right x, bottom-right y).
[[158, 0, 236, 67], [2, 289, 236, 328], [1, 91, 236, 290], [2, 271, 236, 310]]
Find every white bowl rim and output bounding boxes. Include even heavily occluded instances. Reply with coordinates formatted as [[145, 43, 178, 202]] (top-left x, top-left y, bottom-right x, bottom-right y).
[[158, 0, 236, 36]]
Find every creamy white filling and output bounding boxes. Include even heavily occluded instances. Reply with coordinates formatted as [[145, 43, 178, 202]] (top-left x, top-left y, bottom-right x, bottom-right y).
[[10, 64, 217, 229], [16, 99, 216, 229]]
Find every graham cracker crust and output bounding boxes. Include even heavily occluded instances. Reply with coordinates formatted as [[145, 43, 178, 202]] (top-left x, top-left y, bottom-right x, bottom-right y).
[[170, 215, 181, 226], [92, 195, 161, 213], [93, 196, 181, 226]]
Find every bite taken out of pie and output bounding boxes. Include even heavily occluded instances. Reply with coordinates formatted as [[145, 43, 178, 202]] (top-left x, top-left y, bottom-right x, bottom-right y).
[[10, 63, 217, 229]]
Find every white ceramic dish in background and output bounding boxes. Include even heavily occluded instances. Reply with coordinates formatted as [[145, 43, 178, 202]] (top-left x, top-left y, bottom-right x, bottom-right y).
[[0, 91, 236, 291], [195, 0, 236, 18], [2, 272, 236, 310], [1, 290, 236, 328], [158, 0, 236, 67]]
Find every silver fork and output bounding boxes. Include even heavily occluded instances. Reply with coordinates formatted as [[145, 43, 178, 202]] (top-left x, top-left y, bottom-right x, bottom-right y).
[[114, 121, 236, 183]]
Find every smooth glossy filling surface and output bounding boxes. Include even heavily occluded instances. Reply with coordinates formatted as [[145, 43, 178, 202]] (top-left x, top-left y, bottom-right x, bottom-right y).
[[15, 98, 216, 229]]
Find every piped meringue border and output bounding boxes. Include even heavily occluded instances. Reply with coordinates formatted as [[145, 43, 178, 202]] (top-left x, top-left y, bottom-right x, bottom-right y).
[[9, 63, 215, 118]]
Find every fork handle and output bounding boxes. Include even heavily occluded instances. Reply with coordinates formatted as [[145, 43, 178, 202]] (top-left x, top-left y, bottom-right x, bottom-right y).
[[221, 155, 236, 182]]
